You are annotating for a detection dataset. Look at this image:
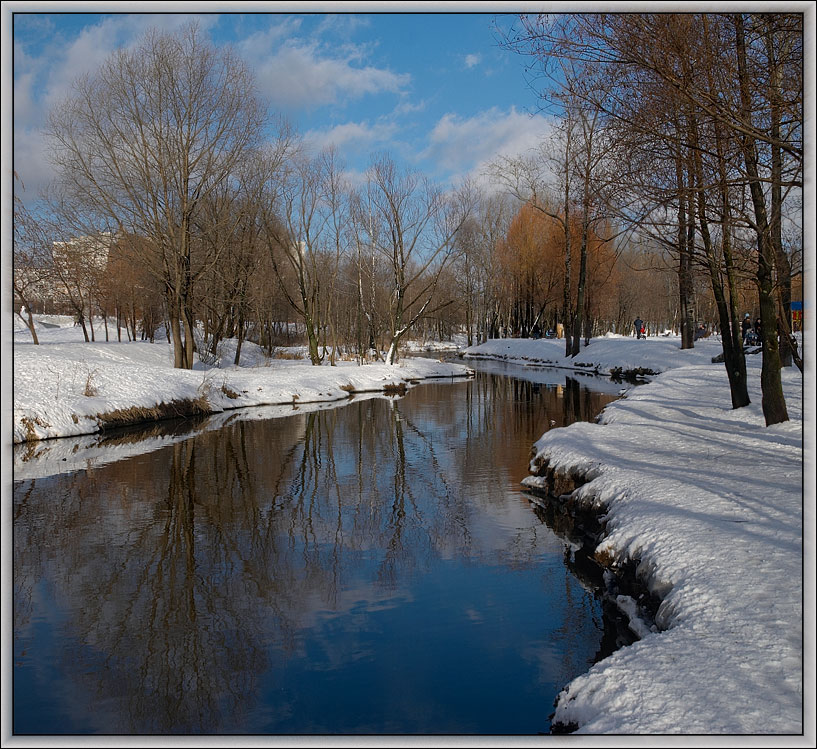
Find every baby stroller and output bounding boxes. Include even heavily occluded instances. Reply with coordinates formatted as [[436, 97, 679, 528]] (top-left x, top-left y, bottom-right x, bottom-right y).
[[744, 329, 761, 347]]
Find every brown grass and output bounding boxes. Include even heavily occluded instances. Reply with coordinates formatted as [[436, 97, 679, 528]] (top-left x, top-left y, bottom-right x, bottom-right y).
[[96, 396, 211, 431], [83, 372, 99, 397], [594, 547, 617, 568], [383, 382, 408, 396], [20, 415, 50, 442], [221, 384, 240, 399]]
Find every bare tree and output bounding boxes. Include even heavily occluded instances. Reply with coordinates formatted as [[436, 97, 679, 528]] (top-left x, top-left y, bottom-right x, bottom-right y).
[[734, 13, 791, 424], [500, 12, 801, 421], [357, 155, 473, 365], [13, 193, 53, 344], [260, 147, 349, 366], [490, 115, 576, 353], [452, 190, 513, 346], [46, 22, 266, 368]]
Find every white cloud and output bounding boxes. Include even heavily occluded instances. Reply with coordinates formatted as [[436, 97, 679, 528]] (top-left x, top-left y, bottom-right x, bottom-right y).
[[337, 166, 369, 190], [419, 107, 554, 185], [40, 14, 218, 114], [315, 14, 372, 39], [234, 17, 303, 60], [248, 39, 410, 111], [13, 14, 220, 200], [392, 97, 427, 117], [12, 127, 58, 203], [304, 121, 399, 153], [12, 68, 39, 129], [464, 53, 481, 69]]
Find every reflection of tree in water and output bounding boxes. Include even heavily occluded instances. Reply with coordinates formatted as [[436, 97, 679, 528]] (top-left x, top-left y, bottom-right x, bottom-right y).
[[13, 373, 620, 734], [15, 416, 303, 732], [563, 376, 607, 426]]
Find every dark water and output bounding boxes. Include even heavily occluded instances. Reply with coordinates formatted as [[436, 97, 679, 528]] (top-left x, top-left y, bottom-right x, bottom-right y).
[[13, 362, 622, 736]]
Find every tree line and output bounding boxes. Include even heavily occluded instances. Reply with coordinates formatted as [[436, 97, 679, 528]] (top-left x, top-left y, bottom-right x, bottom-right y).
[[498, 11, 803, 424], [13, 14, 803, 425]]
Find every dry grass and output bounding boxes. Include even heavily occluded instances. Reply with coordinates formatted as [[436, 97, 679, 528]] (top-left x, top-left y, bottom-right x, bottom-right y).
[[83, 375, 99, 397], [96, 396, 211, 431], [383, 382, 408, 396], [594, 547, 617, 568], [20, 415, 50, 442], [221, 383, 241, 399]]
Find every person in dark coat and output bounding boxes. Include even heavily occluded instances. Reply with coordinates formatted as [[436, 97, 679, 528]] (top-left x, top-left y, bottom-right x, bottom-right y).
[[741, 313, 752, 341], [634, 317, 644, 339]]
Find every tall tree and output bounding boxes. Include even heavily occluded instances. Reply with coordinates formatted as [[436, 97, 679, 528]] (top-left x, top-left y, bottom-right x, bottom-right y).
[[13, 193, 52, 345], [500, 12, 801, 418], [260, 147, 349, 366], [734, 13, 790, 425], [358, 155, 472, 365], [46, 22, 266, 368]]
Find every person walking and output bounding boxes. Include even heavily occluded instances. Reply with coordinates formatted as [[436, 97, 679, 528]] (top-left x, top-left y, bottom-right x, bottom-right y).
[[634, 317, 644, 339], [741, 313, 752, 342]]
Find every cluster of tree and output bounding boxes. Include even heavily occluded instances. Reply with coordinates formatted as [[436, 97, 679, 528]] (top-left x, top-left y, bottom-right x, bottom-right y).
[[499, 12, 803, 424], [15, 24, 477, 369], [13, 15, 802, 426]]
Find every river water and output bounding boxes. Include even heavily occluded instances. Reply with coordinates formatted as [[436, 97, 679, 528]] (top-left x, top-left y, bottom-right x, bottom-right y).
[[13, 360, 623, 735]]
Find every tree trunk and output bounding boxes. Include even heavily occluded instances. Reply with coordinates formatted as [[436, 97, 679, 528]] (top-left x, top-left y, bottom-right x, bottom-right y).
[[77, 311, 90, 342], [764, 22, 793, 368], [713, 120, 751, 408], [20, 307, 39, 345], [570, 223, 588, 357], [735, 13, 788, 425], [168, 292, 185, 368], [386, 338, 400, 366], [673, 119, 695, 351]]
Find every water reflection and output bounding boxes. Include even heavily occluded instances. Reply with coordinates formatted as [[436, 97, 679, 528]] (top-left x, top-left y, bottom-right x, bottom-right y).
[[14, 367, 619, 735]]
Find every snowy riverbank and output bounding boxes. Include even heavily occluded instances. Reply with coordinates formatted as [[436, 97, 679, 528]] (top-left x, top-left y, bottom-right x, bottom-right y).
[[10, 316, 472, 444], [462, 331, 733, 378], [466, 335, 812, 736]]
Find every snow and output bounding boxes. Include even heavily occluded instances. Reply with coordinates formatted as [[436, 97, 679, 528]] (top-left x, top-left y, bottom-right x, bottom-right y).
[[462, 331, 729, 377], [11, 316, 473, 444], [8, 318, 815, 739]]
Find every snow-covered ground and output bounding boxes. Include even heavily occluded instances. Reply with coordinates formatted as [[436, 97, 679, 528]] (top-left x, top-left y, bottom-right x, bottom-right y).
[[10, 316, 472, 443], [462, 331, 732, 378], [8, 318, 815, 739]]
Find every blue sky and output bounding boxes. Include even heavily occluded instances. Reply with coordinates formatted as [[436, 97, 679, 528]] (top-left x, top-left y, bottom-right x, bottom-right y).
[[11, 8, 555, 201]]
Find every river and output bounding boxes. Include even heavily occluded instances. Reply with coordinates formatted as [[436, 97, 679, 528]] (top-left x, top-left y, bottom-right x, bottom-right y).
[[13, 359, 625, 735]]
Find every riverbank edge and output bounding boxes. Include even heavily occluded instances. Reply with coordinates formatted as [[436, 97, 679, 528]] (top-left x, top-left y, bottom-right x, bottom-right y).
[[521, 470, 663, 734], [512, 359, 805, 735], [459, 350, 658, 381], [462, 344, 668, 732], [14, 368, 475, 445]]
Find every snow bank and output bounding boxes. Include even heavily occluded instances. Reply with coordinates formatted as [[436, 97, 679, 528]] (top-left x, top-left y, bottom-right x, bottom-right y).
[[463, 333, 730, 378], [524, 357, 807, 734], [13, 392, 390, 483], [12, 324, 472, 443]]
